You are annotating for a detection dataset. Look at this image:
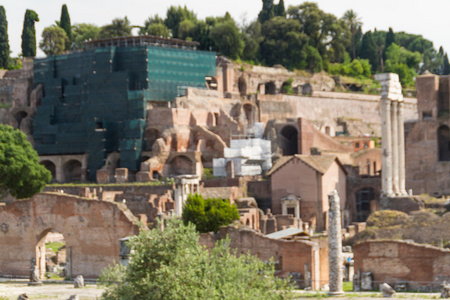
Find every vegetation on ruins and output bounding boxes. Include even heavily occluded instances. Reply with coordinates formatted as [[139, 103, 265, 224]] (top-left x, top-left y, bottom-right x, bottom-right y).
[[39, 25, 69, 56], [21, 9, 39, 57], [99, 218, 293, 299], [0, 124, 51, 199], [72, 23, 101, 48], [0, 6, 10, 69], [99, 17, 132, 39], [182, 194, 240, 233], [58, 4, 72, 50]]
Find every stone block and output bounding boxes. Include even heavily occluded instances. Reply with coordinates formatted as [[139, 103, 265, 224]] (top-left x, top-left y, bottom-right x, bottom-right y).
[[375, 73, 399, 82], [380, 283, 395, 298], [96, 169, 112, 184], [115, 168, 129, 183], [361, 272, 373, 290], [136, 171, 151, 182]]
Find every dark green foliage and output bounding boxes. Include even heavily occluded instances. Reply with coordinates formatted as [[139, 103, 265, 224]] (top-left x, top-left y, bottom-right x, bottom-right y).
[[164, 5, 197, 38], [141, 23, 171, 38], [99, 219, 293, 299], [384, 43, 421, 86], [274, 0, 286, 17], [444, 53, 450, 75], [210, 19, 244, 59], [260, 17, 308, 70], [383, 27, 395, 61], [305, 45, 323, 72], [359, 31, 379, 71], [99, 17, 132, 39], [59, 4, 72, 50], [241, 21, 263, 62], [258, 0, 274, 23], [21, 9, 39, 57], [372, 29, 386, 71], [342, 9, 362, 60], [182, 194, 240, 233], [72, 23, 100, 48], [0, 6, 9, 69], [328, 55, 371, 78], [0, 125, 51, 199]]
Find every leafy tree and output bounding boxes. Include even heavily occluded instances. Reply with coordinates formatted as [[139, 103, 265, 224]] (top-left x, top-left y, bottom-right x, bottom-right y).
[[258, 0, 274, 23], [165, 5, 197, 38], [39, 25, 69, 56], [58, 4, 72, 50], [178, 19, 196, 40], [99, 218, 293, 300], [0, 125, 51, 199], [141, 23, 171, 38], [210, 19, 245, 59], [72, 23, 100, 48], [21, 9, 39, 57], [99, 17, 132, 39], [359, 30, 379, 71], [190, 20, 215, 51], [305, 45, 323, 72], [274, 0, 286, 17], [384, 43, 421, 86], [182, 194, 240, 233], [372, 29, 386, 71], [342, 9, 362, 60], [240, 20, 263, 62], [383, 27, 395, 61], [260, 17, 308, 70], [0, 6, 10, 69]]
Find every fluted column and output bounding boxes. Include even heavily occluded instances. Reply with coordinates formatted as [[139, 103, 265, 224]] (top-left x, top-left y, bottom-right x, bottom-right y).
[[381, 98, 393, 196], [391, 101, 400, 194], [397, 101, 407, 195]]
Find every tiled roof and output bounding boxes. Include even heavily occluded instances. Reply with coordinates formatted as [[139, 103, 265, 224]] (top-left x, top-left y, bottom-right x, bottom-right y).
[[266, 154, 338, 176]]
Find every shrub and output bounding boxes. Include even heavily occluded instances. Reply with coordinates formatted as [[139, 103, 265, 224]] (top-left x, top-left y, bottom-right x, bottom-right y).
[[366, 210, 410, 228]]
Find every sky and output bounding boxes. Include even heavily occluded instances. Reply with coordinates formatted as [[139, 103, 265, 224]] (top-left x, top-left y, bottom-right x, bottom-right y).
[[2, 0, 450, 58]]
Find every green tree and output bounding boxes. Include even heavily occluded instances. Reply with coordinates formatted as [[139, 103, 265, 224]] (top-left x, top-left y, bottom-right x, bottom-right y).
[[72, 23, 100, 48], [21, 9, 39, 57], [164, 5, 197, 38], [0, 125, 51, 199], [39, 25, 69, 56], [260, 17, 309, 70], [240, 20, 263, 62], [99, 17, 132, 39], [0, 6, 10, 69], [99, 218, 293, 300], [383, 27, 395, 61], [443, 53, 450, 75], [372, 29, 386, 71], [384, 43, 421, 86], [141, 23, 171, 37], [178, 19, 196, 40], [58, 4, 72, 50], [182, 194, 240, 233], [258, 0, 274, 23], [210, 19, 245, 59], [342, 9, 362, 60], [359, 30, 379, 71], [274, 0, 286, 17]]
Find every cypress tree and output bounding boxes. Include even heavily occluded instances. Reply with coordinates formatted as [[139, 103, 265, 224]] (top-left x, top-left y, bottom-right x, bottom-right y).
[[258, 0, 274, 24], [59, 4, 72, 50], [444, 53, 450, 75], [21, 9, 39, 57], [274, 0, 286, 17], [383, 27, 395, 61], [0, 6, 9, 69], [360, 31, 379, 72]]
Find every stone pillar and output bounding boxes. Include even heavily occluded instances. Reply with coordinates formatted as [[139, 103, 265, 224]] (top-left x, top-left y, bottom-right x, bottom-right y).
[[397, 102, 407, 195], [328, 190, 344, 296], [174, 175, 200, 217], [381, 98, 393, 196], [391, 101, 400, 194]]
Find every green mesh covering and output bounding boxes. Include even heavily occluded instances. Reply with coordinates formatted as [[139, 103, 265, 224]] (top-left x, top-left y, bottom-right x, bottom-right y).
[[33, 45, 216, 181]]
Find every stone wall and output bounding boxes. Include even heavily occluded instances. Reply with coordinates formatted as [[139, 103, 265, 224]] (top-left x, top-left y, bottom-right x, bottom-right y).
[[0, 193, 139, 278], [247, 180, 272, 213], [353, 240, 450, 290]]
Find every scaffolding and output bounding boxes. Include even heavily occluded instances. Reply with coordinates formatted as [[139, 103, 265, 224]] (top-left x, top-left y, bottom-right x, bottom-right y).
[[33, 44, 216, 181]]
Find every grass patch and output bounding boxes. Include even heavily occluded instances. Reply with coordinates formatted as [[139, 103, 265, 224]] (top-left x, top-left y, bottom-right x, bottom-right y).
[[45, 241, 65, 253], [343, 281, 353, 292]]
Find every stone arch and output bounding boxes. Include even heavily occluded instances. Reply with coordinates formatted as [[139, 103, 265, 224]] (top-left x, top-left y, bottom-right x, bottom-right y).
[[14, 110, 28, 129], [63, 159, 82, 182], [238, 76, 247, 96], [355, 187, 375, 222], [35, 229, 66, 279], [265, 81, 276, 95], [281, 81, 292, 94], [438, 125, 450, 161], [169, 155, 195, 176], [0, 193, 139, 279], [145, 128, 160, 151], [40, 160, 56, 181], [280, 125, 298, 155], [302, 83, 312, 96]]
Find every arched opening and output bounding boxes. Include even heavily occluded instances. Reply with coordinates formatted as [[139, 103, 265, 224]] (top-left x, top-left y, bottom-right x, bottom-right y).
[[355, 187, 374, 222], [281, 81, 292, 94], [14, 111, 28, 129], [280, 126, 298, 156], [238, 76, 247, 96], [36, 229, 67, 280], [63, 160, 82, 182], [302, 83, 312, 96], [144, 129, 160, 151], [325, 126, 331, 136], [152, 170, 160, 180], [438, 125, 450, 161], [40, 160, 56, 182], [169, 155, 194, 176], [438, 77, 449, 116], [243, 104, 255, 128], [265, 81, 276, 95]]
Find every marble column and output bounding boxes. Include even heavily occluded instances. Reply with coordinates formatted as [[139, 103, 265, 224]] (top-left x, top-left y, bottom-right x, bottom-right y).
[[397, 101, 407, 195], [381, 98, 393, 196], [328, 190, 344, 296], [391, 101, 400, 194]]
